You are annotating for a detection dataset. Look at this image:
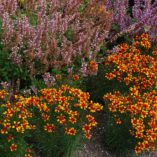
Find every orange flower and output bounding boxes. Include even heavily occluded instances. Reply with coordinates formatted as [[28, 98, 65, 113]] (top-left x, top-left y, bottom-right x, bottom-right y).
[[0, 90, 8, 99], [115, 119, 122, 125], [89, 60, 98, 73], [82, 124, 92, 133], [89, 120, 97, 127], [65, 127, 76, 135], [86, 115, 97, 126], [68, 110, 79, 117], [3, 122, 11, 129], [86, 115, 95, 122], [10, 144, 17, 151], [73, 74, 79, 81], [7, 135, 14, 142], [85, 132, 92, 139], [78, 102, 88, 110], [69, 116, 77, 124], [57, 114, 66, 125], [1, 128, 8, 134], [130, 86, 139, 96], [135, 132, 143, 139], [105, 72, 116, 80], [135, 146, 142, 154], [119, 43, 129, 53], [42, 113, 50, 121]]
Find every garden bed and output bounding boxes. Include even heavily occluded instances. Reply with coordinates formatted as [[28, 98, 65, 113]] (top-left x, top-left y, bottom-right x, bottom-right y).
[[0, 0, 157, 157]]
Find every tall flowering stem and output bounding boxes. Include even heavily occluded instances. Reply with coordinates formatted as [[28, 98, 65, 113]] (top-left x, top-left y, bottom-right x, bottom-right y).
[[107, 0, 157, 43], [0, 0, 112, 78]]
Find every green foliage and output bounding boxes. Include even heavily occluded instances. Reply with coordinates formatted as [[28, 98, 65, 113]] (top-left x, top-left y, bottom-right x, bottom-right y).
[[64, 27, 74, 42], [31, 78, 46, 90], [103, 106, 138, 155], [79, 0, 89, 12], [31, 126, 83, 157], [85, 63, 129, 102], [0, 134, 28, 157]]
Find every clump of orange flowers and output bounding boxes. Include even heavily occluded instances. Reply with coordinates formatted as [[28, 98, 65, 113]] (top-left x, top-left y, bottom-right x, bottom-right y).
[[0, 90, 8, 100], [39, 85, 103, 138], [104, 34, 157, 153], [0, 85, 103, 155]]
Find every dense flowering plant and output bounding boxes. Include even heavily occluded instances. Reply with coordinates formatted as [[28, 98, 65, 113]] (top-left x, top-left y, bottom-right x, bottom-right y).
[[106, 0, 157, 43], [103, 34, 157, 153], [0, 0, 111, 87], [0, 85, 103, 156]]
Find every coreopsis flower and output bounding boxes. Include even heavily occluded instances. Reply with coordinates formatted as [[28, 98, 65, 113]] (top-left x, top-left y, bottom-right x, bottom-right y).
[[7, 134, 14, 142], [41, 113, 50, 121], [115, 119, 122, 125], [69, 116, 77, 124], [130, 86, 139, 96], [57, 114, 66, 125], [3, 122, 11, 130], [10, 144, 17, 151], [39, 103, 49, 112], [1, 128, 8, 134], [44, 123, 55, 133], [86, 115, 97, 126], [0, 90, 8, 99], [76, 102, 88, 110], [73, 74, 79, 81], [67, 110, 79, 117], [85, 132, 92, 139], [65, 127, 76, 136], [82, 124, 92, 133], [86, 115, 95, 122]]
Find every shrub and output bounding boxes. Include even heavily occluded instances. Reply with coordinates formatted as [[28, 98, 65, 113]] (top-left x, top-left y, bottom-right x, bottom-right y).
[[103, 33, 157, 154], [0, 85, 103, 156]]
